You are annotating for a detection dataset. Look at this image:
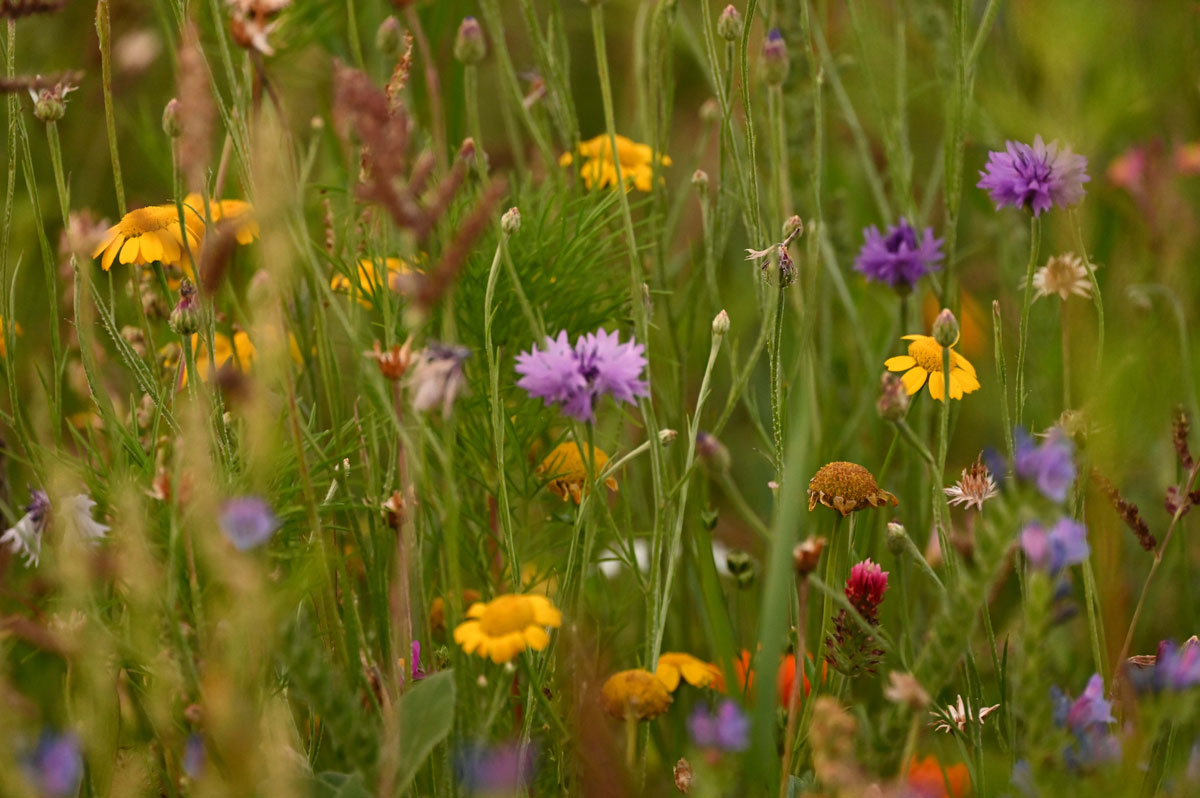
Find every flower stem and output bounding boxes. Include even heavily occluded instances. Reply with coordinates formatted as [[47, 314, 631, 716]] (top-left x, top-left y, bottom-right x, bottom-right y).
[[484, 234, 520, 583], [770, 282, 788, 479], [1070, 208, 1104, 369], [95, 0, 125, 216], [934, 346, 959, 586], [1061, 300, 1072, 409], [1015, 215, 1042, 428], [780, 577, 809, 796], [993, 299, 1015, 461]]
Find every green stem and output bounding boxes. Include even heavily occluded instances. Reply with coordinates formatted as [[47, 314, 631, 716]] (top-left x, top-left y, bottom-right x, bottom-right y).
[[96, 0, 126, 216], [1069, 208, 1104, 369], [1014, 216, 1042, 428], [484, 233, 520, 583], [934, 346, 959, 586], [769, 282, 787, 478]]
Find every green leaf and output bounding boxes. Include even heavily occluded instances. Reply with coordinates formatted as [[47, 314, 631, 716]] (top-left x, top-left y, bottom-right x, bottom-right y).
[[394, 669, 457, 792], [309, 771, 371, 798]]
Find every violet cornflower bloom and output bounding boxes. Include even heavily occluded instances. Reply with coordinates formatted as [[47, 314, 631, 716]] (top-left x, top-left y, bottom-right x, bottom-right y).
[[183, 734, 206, 779], [688, 700, 750, 752], [853, 218, 943, 291], [1020, 517, 1089, 574], [219, 496, 281, 550], [30, 733, 83, 797], [1129, 637, 1200, 693], [1051, 674, 1119, 768], [1014, 427, 1076, 503], [515, 328, 648, 422], [456, 742, 535, 795], [977, 135, 1090, 216]]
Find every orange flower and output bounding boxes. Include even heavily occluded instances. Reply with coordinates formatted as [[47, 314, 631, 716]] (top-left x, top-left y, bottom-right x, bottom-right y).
[[729, 650, 824, 707], [907, 756, 970, 798]]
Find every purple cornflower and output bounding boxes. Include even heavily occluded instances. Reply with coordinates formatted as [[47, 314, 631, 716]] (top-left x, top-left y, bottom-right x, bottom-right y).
[[688, 700, 750, 752], [456, 742, 535, 795], [977, 135, 1090, 216], [1129, 638, 1200, 693], [183, 734, 206, 779], [1051, 674, 1119, 768], [853, 218, 943, 291], [30, 732, 83, 797], [1014, 427, 1076, 503], [515, 328, 648, 422], [219, 496, 281, 550], [1021, 517, 1089, 573]]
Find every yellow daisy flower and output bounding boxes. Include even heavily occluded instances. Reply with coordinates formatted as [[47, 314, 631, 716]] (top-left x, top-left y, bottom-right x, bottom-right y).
[[884, 334, 980, 402], [184, 193, 259, 245], [192, 330, 256, 382], [655, 652, 721, 692], [559, 133, 671, 193], [91, 204, 203, 271], [536, 442, 618, 504], [807, 461, 898, 516], [600, 669, 673, 721], [330, 257, 414, 307], [452, 594, 562, 664]]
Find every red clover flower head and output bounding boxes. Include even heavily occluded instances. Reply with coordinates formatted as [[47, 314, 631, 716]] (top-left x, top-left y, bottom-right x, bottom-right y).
[[977, 135, 1090, 217], [845, 558, 888, 621]]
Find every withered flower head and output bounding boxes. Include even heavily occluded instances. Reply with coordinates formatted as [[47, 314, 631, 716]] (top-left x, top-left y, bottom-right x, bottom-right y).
[[876, 371, 910, 421], [792, 536, 827, 576], [930, 695, 999, 734], [808, 461, 898, 516], [365, 336, 414, 381], [1090, 469, 1156, 551], [883, 671, 930, 710], [944, 455, 999, 512]]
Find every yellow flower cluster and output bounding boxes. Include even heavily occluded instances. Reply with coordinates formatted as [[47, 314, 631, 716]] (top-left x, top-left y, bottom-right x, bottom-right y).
[[559, 134, 671, 193], [453, 594, 562, 664]]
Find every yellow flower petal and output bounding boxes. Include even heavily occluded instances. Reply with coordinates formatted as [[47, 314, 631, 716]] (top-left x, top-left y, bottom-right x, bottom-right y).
[[885, 355, 916, 372], [900, 366, 928, 395]]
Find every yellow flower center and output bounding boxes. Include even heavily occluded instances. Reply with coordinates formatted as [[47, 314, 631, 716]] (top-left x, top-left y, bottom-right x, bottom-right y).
[[908, 336, 947, 373], [477, 595, 536, 636], [118, 206, 181, 236]]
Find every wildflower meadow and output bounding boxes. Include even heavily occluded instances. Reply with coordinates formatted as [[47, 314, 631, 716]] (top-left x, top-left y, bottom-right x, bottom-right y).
[[2, 0, 1200, 795]]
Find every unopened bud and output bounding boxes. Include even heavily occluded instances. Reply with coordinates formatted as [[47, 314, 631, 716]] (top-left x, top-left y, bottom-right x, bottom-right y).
[[699, 97, 721, 124], [717, 5, 743, 41], [33, 89, 66, 122], [931, 308, 959, 347], [454, 17, 486, 64], [692, 169, 709, 194], [783, 215, 804, 239], [761, 29, 790, 85], [712, 309, 730, 337], [793, 536, 826, 576], [885, 521, 908, 556], [501, 206, 521, 236], [376, 16, 403, 57], [876, 372, 910, 421], [162, 98, 182, 137], [725, 549, 755, 587], [459, 138, 477, 162], [696, 431, 731, 472], [168, 279, 200, 336]]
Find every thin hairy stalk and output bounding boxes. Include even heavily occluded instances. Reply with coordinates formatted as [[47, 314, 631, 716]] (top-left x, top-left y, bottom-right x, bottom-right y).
[[478, 0, 556, 170], [483, 234, 520, 580], [993, 299, 1015, 459], [933, 348, 960, 586], [780, 576, 809, 794], [95, 0, 125, 215], [1070, 208, 1105, 369], [1014, 216, 1042, 428], [769, 282, 787, 477]]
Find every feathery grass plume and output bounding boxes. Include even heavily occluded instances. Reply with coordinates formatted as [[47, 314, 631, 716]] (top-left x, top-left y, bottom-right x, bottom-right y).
[[1090, 469, 1156, 551]]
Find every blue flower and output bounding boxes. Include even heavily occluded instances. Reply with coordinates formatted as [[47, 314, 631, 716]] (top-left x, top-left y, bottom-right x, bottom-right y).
[[1129, 637, 1200, 693], [977, 135, 1089, 217], [30, 732, 82, 797], [1051, 674, 1119, 769], [455, 742, 535, 795], [1014, 427, 1076, 503], [853, 218, 943, 291], [688, 700, 749, 752], [1021, 517, 1089, 574], [219, 496, 281, 550]]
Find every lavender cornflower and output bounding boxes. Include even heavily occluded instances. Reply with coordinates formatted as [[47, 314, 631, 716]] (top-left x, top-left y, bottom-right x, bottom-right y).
[[853, 218, 943, 291], [411, 342, 471, 418], [1128, 637, 1200, 693], [219, 496, 281, 550], [977, 135, 1090, 216], [456, 742, 535, 795], [688, 700, 750, 752], [1021, 517, 1089, 574], [183, 734, 206, 779], [29, 732, 82, 797], [1014, 427, 1076, 503], [1, 489, 108, 567], [515, 328, 648, 422], [1051, 674, 1119, 768]]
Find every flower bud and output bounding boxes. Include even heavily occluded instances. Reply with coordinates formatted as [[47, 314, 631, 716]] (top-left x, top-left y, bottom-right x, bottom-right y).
[[501, 206, 521, 236], [782, 214, 804, 239], [376, 16, 403, 57], [717, 5, 743, 41], [454, 17, 486, 64], [696, 431, 731, 472], [761, 29, 789, 86], [33, 89, 66, 122], [876, 372, 910, 422], [793, 536, 827, 576], [168, 279, 201, 336], [692, 169, 709, 194], [885, 521, 908, 556], [162, 98, 182, 137], [931, 308, 959, 347], [699, 97, 721, 124], [712, 309, 730, 337], [725, 549, 755, 588]]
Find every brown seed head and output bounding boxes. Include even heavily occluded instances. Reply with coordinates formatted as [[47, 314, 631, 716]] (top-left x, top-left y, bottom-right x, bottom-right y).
[[808, 461, 898, 516], [792, 536, 827, 576]]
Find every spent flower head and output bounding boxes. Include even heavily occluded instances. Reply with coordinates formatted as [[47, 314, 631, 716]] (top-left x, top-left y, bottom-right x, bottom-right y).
[[977, 135, 1090, 216], [1029, 253, 1095, 302], [944, 456, 999, 512], [411, 342, 470, 417]]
